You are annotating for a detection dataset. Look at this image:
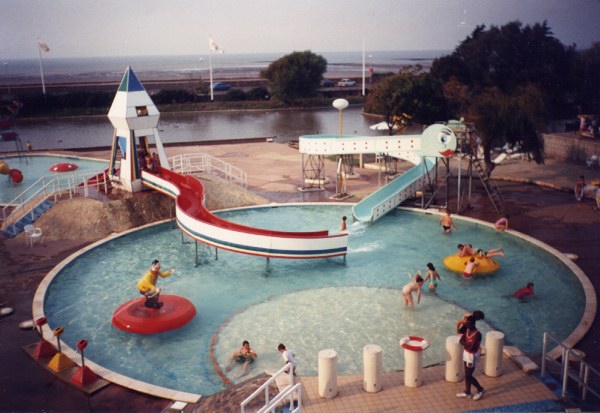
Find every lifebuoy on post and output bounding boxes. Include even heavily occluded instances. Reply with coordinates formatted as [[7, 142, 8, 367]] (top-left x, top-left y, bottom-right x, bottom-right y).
[[399, 336, 429, 352], [399, 336, 429, 388]]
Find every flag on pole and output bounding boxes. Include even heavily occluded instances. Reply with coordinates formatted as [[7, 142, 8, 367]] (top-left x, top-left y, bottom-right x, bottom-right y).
[[38, 41, 50, 52], [209, 37, 224, 54]]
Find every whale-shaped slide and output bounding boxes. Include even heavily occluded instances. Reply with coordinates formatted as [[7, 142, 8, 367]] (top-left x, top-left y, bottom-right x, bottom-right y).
[[299, 124, 457, 223], [142, 168, 348, 259]]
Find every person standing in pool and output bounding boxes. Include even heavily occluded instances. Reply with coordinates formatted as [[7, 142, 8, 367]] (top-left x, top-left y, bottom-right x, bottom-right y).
[[225, 340, 257, 378], [423, 263, 441, 291], [137, 259, 174, 309], [463, 257, 479, 278], [456, 315, 485, 400], [402, 272, 424, 307], [339, 215, 347, 231], [439, 210, 458, 234]]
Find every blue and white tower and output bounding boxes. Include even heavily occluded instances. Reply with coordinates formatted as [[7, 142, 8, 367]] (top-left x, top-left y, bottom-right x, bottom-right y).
[[107, 67, 169, 192]]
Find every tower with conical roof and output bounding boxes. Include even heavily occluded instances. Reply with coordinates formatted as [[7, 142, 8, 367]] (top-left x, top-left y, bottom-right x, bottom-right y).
[[107, 67, 169, 192]]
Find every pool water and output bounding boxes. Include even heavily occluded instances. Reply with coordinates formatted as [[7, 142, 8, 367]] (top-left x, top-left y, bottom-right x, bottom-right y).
[[0, 155, 108, 204], [43, 205, 585, 396]]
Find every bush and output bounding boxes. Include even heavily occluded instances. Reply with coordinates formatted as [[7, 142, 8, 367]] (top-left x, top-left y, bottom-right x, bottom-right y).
[[223, 89, 246, 101], [246, 87, 270, 101]]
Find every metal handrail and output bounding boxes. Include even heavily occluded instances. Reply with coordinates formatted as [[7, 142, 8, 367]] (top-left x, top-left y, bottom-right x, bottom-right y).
[[541, 332, 600, 401], [240, 364, 296, 413], [258, 383, 302, 413], [169, 153, 247, 188], [1, 168, 108, 232]]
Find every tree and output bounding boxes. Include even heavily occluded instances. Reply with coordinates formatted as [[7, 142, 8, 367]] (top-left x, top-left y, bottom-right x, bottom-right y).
[[574, 42, 600, 114], [431, 21, 573, 117], [429, 21, 572, 164], [364, 66, 448, 133], [469, 85, 546, 166], [261, 51, 327, 103]]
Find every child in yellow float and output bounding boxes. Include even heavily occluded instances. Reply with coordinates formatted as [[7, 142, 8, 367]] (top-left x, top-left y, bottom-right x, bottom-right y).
[[137, 259, 174, 309]]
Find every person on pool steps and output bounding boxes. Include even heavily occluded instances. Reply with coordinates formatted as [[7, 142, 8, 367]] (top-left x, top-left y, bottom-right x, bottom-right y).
[[137, 259, 174, 309]]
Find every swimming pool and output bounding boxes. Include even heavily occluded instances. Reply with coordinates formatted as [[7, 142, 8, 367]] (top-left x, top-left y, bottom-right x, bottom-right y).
[[39, 204, 587, 397], [0, 154, 108, 204]]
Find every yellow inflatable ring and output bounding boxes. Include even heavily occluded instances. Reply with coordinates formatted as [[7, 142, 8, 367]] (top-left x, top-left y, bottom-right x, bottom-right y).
[[443, 253, 500, 275]]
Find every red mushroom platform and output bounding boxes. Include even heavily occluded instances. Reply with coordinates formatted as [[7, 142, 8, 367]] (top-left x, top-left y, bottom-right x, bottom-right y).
[[112, 295, 196, 334], [49, 162, 79, 172]]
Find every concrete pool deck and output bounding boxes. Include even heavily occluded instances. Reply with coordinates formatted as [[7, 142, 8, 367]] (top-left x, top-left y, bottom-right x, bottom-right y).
[[1, 142, 599, 412]]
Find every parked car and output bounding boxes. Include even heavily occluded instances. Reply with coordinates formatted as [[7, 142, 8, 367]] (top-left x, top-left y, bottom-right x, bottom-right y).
[[337, 78, 356, 87], [320, 79, 334, 87], [211, 82, 231, 91]]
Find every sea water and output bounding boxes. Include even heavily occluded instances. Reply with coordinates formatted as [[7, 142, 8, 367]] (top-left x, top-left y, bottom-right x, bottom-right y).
[[3, 50, 449, 85], [42, 205, 585, 395]]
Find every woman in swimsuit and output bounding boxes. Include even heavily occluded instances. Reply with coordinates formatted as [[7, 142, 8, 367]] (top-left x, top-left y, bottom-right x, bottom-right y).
[[423, 262, 441, 291], [402, 272, 424, 308]]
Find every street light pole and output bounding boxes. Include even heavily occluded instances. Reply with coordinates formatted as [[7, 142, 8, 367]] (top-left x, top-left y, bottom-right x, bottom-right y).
[[332, 98, 349, 197], [4, 62, 9, 94]]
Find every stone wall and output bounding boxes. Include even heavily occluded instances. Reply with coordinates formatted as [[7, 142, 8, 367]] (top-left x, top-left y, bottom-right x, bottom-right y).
[[542, 133, 600, 162]]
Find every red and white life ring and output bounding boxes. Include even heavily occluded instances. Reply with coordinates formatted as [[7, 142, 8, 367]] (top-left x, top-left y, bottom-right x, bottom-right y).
[[399, 336, 429, 352]]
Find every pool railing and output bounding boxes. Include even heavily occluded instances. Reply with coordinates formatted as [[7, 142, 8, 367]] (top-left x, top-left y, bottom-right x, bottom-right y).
[[241, 364, 300, 413], [169, 153, 247, 189], [1, 168, 109, 234], [541, 331, 600, 401]]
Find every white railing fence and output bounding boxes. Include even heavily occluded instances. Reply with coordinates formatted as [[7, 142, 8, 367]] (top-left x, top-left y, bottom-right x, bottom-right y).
[[1, 168, 108, 232], [541, 332, 600, 402], [240, 364, 300, 413], [169, 153, 247, 188]]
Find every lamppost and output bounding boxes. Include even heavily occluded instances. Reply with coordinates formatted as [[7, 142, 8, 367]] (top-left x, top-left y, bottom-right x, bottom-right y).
[[332, 98, 349, 197], [4, 62, 9, 94]]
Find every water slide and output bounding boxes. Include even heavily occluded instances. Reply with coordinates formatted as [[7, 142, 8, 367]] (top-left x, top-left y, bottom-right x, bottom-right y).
[[352, 158, 435, 223], [299, 124, 457, 223], [141, 168, 347, 260]]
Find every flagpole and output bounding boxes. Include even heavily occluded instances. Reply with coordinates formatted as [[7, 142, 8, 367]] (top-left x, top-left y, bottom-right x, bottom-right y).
[[208, 37, 214, 101], [362, 37, 366, 96], [37, 40, 47, 95]]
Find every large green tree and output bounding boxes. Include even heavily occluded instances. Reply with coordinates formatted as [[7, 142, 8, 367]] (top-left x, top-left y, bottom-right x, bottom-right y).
[[574, 42, 600, 114], [261, 51, 327, 103], [364, 66, 448, 134], [430, 21, 572, 165]]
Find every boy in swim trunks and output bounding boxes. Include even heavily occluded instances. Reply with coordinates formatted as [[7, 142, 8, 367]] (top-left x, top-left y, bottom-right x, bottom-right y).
[[402, 273, 424, 307], [458, 243, 476, 257], [439, 210, 458, 234], [475, 248, 505, 258], [463, 257, 479, 278], [226, 340, 257, 378]]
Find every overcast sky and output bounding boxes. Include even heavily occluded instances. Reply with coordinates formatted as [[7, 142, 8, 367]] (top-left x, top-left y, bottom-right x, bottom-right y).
[[2, 0, 599, 59]]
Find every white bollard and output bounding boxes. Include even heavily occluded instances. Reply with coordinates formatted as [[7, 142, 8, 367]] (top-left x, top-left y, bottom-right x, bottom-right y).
[[399, 336, 429, 388], [484, 331, 505, 377], [363, 344, 382, 393], [318, 349, 338, 398], [445, 335, 464, 382]]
